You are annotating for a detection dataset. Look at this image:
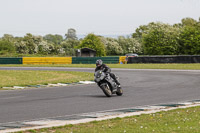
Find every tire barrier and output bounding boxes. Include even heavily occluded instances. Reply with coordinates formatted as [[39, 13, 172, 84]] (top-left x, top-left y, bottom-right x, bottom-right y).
[[72, 57, 119, 64], [0, 58, 22, 64], [128, 55, 200, 63], [23, 57, 72, 64]]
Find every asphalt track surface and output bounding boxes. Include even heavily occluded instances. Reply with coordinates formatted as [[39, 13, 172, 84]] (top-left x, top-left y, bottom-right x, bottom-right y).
[[0, 67, 200, 123]]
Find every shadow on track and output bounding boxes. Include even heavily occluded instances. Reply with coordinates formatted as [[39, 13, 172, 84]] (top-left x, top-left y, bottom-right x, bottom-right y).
[[82, 95, 118, 98]]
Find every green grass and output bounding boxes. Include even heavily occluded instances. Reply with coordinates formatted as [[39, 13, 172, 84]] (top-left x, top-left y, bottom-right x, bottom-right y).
[[18, 106, 200, 133], [0, 70, 93, 88], [1, 63, 200, 70]]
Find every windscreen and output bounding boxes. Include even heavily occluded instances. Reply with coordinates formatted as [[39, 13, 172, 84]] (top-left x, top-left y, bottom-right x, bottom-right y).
[[95, 70, 102, 78]]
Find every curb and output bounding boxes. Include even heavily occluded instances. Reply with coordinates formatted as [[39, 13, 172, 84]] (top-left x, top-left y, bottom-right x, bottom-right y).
[[0, 99, 200, 133], [1, 81, 95, 90]]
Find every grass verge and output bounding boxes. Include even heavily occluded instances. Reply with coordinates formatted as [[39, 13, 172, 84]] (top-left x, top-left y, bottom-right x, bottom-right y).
[[18, 106, 200, 133], [1, 63, 200, 70], [0, 70, 93, 88]]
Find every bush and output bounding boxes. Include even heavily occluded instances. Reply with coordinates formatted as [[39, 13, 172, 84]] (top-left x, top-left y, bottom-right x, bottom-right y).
[[142, 22, 180, 55], [0, 40, 15, 54], [61, 39, 80, 56], [179, 24, 200, 55], [118, 36, 143, 55]]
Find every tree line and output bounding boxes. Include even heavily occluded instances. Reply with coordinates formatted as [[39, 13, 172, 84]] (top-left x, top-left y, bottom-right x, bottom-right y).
[[0, 17, 200, 57]]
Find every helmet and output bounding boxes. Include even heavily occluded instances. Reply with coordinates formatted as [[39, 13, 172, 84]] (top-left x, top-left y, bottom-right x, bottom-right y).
[[96, 59, 103, 66]]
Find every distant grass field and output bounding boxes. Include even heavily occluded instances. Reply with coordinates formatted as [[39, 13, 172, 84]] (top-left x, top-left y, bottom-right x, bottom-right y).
[[18, 106, 200, 133], [0, 70, 93, 88], [1, 63, 200, 70]]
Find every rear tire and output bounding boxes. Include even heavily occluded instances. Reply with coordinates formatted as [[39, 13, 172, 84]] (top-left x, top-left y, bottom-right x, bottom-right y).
[[116, 88, 123, 96], [102, 84, 112, 97]]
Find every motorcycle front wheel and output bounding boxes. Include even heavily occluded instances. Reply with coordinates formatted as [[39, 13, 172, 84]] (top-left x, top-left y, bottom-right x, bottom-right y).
[[102, 84, 112, 97]]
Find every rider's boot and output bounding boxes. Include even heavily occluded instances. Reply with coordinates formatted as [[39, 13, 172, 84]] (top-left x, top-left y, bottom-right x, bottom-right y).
[[115, 79, 121, 88], [112, 80, 120, 93]]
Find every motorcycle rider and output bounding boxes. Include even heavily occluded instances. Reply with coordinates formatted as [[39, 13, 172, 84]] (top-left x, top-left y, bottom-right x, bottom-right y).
[[95, 59, 121, 88]]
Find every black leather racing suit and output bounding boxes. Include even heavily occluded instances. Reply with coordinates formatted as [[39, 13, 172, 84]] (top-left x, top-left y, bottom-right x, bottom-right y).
[[95, 64, 120, 85]]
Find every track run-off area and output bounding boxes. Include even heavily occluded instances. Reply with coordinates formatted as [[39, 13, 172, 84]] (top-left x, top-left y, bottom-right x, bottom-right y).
[[0, 67, 200, 124]]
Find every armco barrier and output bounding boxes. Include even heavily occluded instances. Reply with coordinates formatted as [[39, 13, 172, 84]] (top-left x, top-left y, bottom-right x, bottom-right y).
[[0, 58, 22, 64], [128, 55, 200, 63], [23, 57, 72, 64], [72, 57, 119, 64]]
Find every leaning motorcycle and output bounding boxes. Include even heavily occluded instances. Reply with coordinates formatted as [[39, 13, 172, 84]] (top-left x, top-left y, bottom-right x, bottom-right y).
[[94, 70, 123, 97]]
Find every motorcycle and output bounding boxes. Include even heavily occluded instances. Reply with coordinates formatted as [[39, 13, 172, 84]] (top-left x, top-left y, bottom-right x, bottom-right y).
[[94, 70, 123, 97]]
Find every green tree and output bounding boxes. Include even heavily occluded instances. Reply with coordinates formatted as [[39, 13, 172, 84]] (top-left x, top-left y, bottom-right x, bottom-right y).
[[37, 41, 56, 55], [15, 33, 58, 54], [0, 40, 15, 55], [15, 40, 29, 54], [142, 22, 180, 55], [118, 36, 142, 55], [2, 34, 15, 42], [61, 39, 80, 56], [23, 33, 42, 54], [179, 24, 200, 55], [77, 34, 106, 56], [0, 34, 16, 55], [181, 17, 198, 27], [132, 24, 150, 39], [101, 37, 123, 55], [43, 34, 63, 45], [65, 28, 78, 40]]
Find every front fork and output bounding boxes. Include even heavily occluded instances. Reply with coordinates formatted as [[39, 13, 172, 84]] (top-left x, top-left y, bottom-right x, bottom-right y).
[[99, 83, 108, 90]]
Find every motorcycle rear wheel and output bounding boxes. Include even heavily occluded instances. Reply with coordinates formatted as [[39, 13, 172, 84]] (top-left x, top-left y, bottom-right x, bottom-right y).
[[116, 88, 123, 96]]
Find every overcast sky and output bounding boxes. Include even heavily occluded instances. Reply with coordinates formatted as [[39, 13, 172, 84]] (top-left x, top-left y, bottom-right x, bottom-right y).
[[0, 0, 200, 37]]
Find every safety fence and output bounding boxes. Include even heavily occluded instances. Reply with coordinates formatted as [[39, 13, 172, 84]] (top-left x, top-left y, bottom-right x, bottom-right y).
[[128, 55, 200, 63], [23, 57, 72, 64], [2, 56, 200, 64], [0, 58, 22, 64], [72, 57, 120, 64], [0, 57, 125, 64]]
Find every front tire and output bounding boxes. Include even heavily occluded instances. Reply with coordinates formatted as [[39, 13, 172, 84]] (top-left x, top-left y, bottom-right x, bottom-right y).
[[102, 84, 112, 97]]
